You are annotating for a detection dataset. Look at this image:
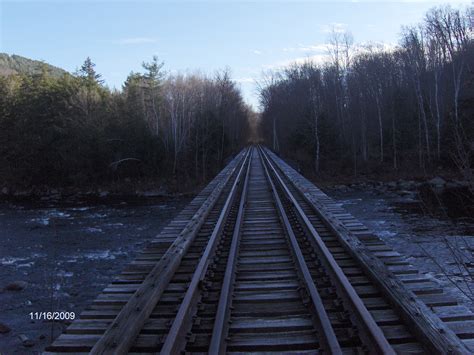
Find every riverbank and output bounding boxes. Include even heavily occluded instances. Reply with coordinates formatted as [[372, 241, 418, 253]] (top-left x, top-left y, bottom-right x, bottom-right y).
[[325, 184, 474, 312], [0, 180, 199, 205], [320, 175, 473, 219]]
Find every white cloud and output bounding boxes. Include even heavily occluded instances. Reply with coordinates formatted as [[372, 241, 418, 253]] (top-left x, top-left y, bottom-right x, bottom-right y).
[[266, 40, 398, 71], [300, 44, 329, 52], [352, 41, 399, 54], [283, 43, 329, 53], [320, 23, 348, 34], [263, 54, 329, 70], [116, 37, 158, 45], [253, 50, 263, 55]]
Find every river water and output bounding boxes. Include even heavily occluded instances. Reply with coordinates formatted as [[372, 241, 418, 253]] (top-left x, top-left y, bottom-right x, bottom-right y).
[[0, 196, 190, 353]]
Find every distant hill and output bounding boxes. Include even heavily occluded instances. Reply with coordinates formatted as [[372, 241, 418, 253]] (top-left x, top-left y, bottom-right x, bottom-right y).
[[0, 53, 68, 78]]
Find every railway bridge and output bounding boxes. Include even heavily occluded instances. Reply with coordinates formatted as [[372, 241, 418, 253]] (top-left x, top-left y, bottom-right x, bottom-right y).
[[47, 146, 474, 354]]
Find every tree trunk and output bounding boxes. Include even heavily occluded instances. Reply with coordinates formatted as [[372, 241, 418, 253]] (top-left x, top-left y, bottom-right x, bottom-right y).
[[152, 95, 159, 136], [414, 78, 430, 163], [352, 130, 357, 176], [375, 93, 384, 162], [418, 110, 423, 168], [360, 99, 368, 162], [452, 61, 464, 124], [392, 111, 397, 170], [434, 71, 441, 159], [220, 123, 225, 164], [314, 113, 320, 173], [272, 117, 279, 152]]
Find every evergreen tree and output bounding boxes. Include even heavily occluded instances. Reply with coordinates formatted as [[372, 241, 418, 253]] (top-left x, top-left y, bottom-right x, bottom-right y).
[[77, 57, 103, 86]]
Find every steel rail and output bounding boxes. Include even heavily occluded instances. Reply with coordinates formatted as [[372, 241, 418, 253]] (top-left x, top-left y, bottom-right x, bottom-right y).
[[89, 148, 250, 355], [258, 147, 343, 354], [259, 145, 395, 355], [160, 147, 252, 354], [208, 147, 253, 354]]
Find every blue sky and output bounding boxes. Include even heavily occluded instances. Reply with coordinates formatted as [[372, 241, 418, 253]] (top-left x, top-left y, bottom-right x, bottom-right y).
[[1, 0, 471, 109]]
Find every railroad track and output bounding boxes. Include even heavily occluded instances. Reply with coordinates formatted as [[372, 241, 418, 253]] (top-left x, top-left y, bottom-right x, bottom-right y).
[[47, 145, 474, 354]]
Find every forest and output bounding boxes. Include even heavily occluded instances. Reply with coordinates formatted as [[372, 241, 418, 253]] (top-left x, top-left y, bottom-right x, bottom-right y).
[[0, 56, 250, 191], [259, 6, 473, 191], [1, 5, 472, 195]]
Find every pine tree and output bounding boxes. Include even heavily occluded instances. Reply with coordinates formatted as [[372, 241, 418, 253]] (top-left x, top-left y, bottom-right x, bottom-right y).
[[77, 57, 103, 85]]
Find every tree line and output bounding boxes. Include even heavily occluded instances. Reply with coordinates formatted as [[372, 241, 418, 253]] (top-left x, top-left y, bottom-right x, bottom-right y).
[[259, 6, 473, 189], [0, 56, 250, 190]]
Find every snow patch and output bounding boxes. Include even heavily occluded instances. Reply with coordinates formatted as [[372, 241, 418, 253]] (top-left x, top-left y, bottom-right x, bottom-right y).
[[89, 213, 108, 219], [0, 257, 29, 265], [83, 250, 126, 260], [85, 227, 103, 233], [47, 211, 71, 218], [69, 207, 91, 211], [105, 223, 124, 228], [377, 230, 396, 238], [30, 217, 50, 226], [57, 270, 74, 277], [17, 262, 34, 268]]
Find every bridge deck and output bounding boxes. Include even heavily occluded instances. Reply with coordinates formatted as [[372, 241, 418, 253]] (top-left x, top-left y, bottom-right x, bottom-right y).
[[46, 146, 474, 354]]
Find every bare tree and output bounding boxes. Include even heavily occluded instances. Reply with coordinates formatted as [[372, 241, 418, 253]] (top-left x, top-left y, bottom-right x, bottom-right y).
[[402, 27, 431, 166], [257, 5, 473, 184]]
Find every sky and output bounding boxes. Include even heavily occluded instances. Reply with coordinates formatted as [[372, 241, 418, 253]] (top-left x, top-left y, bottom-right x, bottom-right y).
[[0, 0, 471, 109]]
